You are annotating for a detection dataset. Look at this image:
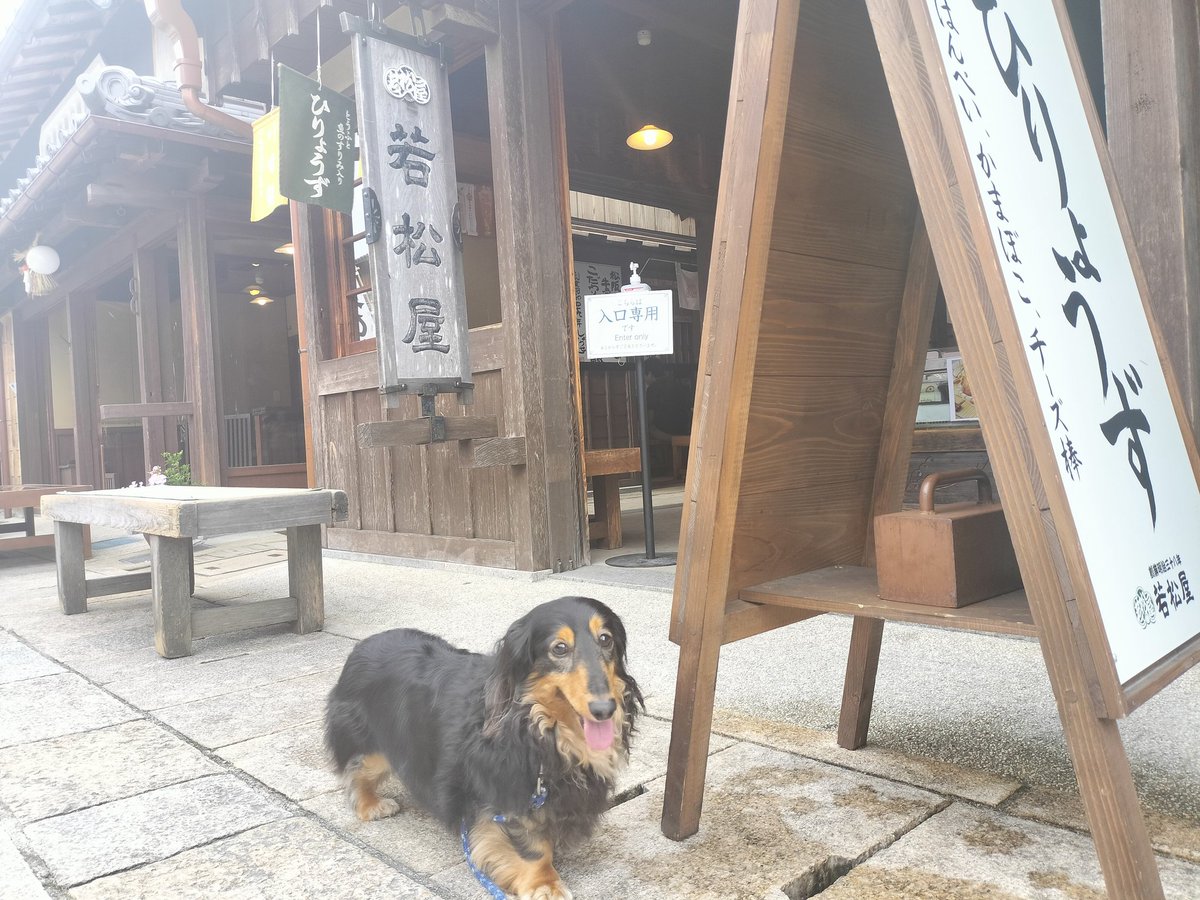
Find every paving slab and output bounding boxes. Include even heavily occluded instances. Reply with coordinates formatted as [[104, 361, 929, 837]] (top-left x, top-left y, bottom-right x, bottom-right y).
[[104, 632, 352, 710], [435, 741, 947, 899], [0, 720, 222, 822], [23, 774, 288, 887], [0, 827, 50, 900], [712, 708, 1021, 806], [1003, 784, 1200, 864], [62, 623, 314, 686], [0, 632, 63, 685], [154, 669, 340, 749], [67, 816, 434, 899], [217, 721, 336, 802], [0, 673, 139, 749], [303, 785, 464, 876], [617, 714, 735, 799], [816, 802, 1200, 899]]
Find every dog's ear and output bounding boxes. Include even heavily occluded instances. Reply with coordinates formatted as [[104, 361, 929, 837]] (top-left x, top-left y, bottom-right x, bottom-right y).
[[484, 613, 537, 733]]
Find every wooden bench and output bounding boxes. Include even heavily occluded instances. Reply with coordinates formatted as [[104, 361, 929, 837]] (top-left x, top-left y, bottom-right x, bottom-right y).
[[584, 448, 642, 550], [0, 485, 93, 557], [42, 486, 348, 659]]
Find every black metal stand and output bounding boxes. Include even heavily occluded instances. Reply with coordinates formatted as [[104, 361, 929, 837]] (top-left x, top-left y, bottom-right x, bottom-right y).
[[607, 356, 677, 568]]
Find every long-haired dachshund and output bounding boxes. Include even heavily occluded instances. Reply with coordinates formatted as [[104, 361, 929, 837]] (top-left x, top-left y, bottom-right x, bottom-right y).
[[325, 596, 642, 899]]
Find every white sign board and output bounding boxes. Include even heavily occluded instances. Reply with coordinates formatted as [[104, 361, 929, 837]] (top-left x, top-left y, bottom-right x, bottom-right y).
[[925, 0, 1200, 682], [583, 290, 674, 360]]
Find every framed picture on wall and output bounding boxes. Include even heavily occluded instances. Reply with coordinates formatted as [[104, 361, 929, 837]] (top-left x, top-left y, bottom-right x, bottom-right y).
[[947, 354, 979, 421]]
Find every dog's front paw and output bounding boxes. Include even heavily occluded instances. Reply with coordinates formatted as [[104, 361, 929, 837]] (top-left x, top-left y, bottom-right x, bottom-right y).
[[356, 796, 400, 821], [521, 882, 573, 900]]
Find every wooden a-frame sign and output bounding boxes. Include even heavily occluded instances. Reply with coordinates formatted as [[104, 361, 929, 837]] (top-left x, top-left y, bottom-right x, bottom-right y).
[[662, 1, 1200, 897]]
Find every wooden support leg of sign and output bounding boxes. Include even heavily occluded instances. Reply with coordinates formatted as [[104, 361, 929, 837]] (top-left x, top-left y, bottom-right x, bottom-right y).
[[661, 0, 802, 842]]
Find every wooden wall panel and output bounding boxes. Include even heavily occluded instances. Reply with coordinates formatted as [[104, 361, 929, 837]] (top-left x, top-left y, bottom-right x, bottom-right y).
[[387, 392, 432, 536], [468, 369, 512, 542], [730, 483, 873, 590], [740, 376, 888, 489], [351, 389, 394, 534], [758, 251, 909, 376], [323, 392, 361, 531]]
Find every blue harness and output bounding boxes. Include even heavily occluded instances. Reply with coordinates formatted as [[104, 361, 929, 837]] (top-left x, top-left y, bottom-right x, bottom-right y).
[[461, 769, 548, 899]]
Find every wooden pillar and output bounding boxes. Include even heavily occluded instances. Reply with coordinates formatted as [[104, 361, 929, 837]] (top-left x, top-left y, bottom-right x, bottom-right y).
[[65, 293, 102, 489], [290, 201, 330, 490], [177, 198, 223, 486], [485, 0, 586, 571], [134, 247, 171, 474], [1102, 1, 1200, 438], [11, 316, 50, 484]]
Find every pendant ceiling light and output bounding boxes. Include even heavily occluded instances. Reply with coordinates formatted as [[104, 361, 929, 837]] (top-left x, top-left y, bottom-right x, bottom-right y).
[[626, 29, 672, 151], [626, 124, 673, 150]]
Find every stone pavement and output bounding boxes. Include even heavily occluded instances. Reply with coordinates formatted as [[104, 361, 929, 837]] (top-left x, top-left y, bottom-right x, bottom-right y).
[[0, 525, 1198, 898]]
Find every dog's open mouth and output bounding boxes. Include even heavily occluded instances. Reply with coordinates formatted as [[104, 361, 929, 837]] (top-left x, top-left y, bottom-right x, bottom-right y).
[[580, 716, 615, 751]]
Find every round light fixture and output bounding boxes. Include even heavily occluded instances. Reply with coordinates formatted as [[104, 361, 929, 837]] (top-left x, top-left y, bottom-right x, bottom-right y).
[[250, 294, 274, 306], [626, 124, 673, 151], [25, 244, 61, 275]]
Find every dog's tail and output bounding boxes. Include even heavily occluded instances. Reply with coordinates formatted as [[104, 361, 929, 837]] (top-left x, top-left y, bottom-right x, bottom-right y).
[[324, 686, 372, 775]]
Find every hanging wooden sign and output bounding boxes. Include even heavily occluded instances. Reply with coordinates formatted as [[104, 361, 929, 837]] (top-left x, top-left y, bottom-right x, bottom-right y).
[[342, 15, 472, 403], [277, 64, 356, 215]]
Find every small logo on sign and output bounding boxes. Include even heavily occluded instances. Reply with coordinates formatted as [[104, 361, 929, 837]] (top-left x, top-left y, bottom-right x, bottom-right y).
[[384, 65, 431, 104], [1132, 587, 1156, 629]]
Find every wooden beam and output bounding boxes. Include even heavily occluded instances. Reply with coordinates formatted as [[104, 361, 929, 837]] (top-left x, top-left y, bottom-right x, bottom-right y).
[[1102, 0, 1200, 439], [133, 248, 171, 473], [99, 401, 195, 421], [428, 3, 497, 40], [486, 0, 586, 571], [177, 199, 223, 486], [459, 435, 527, 468], [12, 318, 51, 484], [86, 183, 180, 210], [593, 0, 730, 55], [357, 415, 499, 448], [66, 293, 101, 490]]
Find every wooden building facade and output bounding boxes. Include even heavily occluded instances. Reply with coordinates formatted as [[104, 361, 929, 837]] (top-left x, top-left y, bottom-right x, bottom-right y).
[[1, 0, 1196, 575]]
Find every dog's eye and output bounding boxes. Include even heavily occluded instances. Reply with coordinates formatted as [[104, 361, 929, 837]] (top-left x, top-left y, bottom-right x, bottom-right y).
[[550, 640, 571, 658], [597, 632, 613, 648]]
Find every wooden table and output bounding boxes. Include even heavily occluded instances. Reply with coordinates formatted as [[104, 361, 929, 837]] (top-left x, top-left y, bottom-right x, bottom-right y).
[[0, 485, 93, 556], [41, 486, 348, 658]]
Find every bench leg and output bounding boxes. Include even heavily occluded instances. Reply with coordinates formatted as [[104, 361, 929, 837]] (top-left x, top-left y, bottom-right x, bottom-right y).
[[288, 524, 324, 634], [149, 535, 193, 658], [54, 521, 88, 615], [592, 475, 623, 550], [23, 506, 35, 537], [837, 616, 885, 750]]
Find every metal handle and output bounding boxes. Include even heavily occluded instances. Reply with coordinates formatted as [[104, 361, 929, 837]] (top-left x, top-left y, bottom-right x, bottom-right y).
[[918, 468, 994, 513]]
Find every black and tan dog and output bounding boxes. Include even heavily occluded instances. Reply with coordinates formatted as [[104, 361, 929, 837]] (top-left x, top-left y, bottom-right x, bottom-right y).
[[325, 596, 642, 900]]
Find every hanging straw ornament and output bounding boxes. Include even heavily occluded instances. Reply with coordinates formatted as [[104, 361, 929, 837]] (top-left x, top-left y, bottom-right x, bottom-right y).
[[13, 236, 60, 295]]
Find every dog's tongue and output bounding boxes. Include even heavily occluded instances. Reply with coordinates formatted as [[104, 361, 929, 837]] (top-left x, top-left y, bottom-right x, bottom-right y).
[[582, 717, 615, 751]]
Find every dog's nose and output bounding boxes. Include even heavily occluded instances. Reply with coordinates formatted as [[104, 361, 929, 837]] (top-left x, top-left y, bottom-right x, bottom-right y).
[[588, 698, 617, 721]]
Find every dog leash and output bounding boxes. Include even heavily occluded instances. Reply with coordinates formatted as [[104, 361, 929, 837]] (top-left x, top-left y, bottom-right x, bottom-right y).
[[461, 768, 548, 899], [461, 820, 510, 899]]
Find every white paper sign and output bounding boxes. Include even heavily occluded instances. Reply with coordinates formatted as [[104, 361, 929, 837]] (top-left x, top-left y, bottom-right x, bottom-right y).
[[925, 0, 1200, 682], [583, 290, 674, 360]]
